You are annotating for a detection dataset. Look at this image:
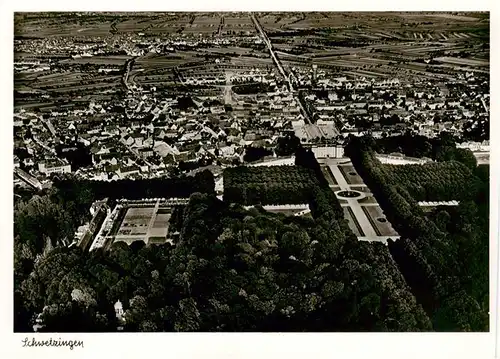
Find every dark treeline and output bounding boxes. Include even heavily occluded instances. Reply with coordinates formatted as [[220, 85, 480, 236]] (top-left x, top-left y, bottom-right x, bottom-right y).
[[374, 132, 478, 170], [294, 147, 329, 187], [168, 206, 186, 234], [224, 165, 319, 205], [232, 82, 273, 95], [345, 135, 489, 331], [243, 146, 273, 163], [14, 171, 216, 331], [15, 144, 433, 332], [53, 170, 215, 203], [16, 184, 431, 332], [275, 133, 301, 157], [55, 142, 93, 170]]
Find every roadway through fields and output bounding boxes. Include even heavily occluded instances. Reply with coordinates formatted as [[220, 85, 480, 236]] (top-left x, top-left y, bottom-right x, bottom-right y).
[[250, 13, 292, 91], [123, 58, 135, 90], [251, 13, 318, 127], [224, 71, 234, 105]]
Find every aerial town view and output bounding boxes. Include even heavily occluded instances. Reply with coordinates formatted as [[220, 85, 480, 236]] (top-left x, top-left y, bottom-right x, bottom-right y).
[[13, 12, 489, 332]]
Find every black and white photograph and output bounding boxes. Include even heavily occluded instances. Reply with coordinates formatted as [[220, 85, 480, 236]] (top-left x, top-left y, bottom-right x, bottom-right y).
[[6, 3, 497, 357]]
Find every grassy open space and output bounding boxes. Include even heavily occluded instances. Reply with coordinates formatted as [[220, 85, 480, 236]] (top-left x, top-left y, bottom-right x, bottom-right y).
[[362, 205, 399, 237], [343, 206, 364, 237], [358, 196, 378, 204], [338, 164, 365, 185], [321, 166, 338, 185]]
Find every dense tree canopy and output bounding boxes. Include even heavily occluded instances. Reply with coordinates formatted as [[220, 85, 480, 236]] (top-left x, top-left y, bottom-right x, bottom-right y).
[[15, 191, 431, 332], [15, 138, 487, 332], [345, 135, 489, 331], [382, 161, 481, 201], [14, 151, 433, 332], [243, 146, 273, 163], [275, 133, 301, 157], [14, 171, 216, 331], [224, 165, 319, 205], [53, 170, 215, 203]]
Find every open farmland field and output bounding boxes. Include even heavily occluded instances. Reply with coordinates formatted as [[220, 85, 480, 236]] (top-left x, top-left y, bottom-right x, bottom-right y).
[[224, 15, 254, 27], [221, 15, 256, 36], [15, 71, 84, 86], [258, 13, 305, 32], [135, 53, 196, 69], [59, 55, 132, 66], [14, 101, 55, 110], [434, 56, 489, 67], [133, 72, 177, 86], [287, 13, 360, 31], [228, 56, 275, 68], [256, 11, 489, 79], [15, 22, 113, 38], [182, 15, 221, 36], [114, 18, 165, 34], [402, 13, 483, 22], [288, 12, 488, 35], [15, 68, 123, 94], [15, 13, 168, 37], [14, 12, 201, 38]]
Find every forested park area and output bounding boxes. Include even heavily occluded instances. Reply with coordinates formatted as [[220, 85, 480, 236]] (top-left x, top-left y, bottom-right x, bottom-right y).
[[374, 131, 480, 170], [13, 138, 489, 332], [53, 169, 215, 202], [15, 190, 431, 332], [345, 135, 489, 331], [232, 82, 273, 95], [14, 148, 435, 332], [382, 161, 482, 202], [223, 165, 320, 205], [14, 170, 216, 331]]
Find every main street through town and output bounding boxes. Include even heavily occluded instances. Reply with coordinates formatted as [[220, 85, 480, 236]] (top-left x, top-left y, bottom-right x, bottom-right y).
[[251, 13, 339, 137], [250, 13, 292, 91], [251, 14, 313, 124]]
